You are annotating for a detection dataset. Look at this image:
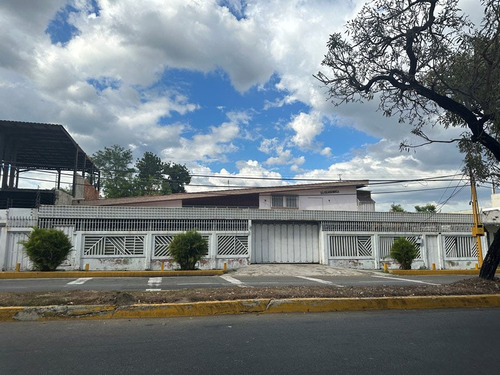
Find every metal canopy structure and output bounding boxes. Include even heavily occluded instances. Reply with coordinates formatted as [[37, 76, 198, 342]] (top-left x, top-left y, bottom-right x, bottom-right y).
[[0, 120, 100, 207]]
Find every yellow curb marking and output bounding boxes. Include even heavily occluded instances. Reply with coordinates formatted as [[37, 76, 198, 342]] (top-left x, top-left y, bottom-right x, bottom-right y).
[[1, 295, 499, 322]]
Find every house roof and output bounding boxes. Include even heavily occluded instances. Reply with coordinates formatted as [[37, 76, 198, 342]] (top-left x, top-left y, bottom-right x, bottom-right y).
[[76, 180, 370, 206], [0, 120, 98, 174]]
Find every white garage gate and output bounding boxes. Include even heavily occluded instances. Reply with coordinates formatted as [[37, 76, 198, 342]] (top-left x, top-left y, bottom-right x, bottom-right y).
[[251, 222, 320, 263]]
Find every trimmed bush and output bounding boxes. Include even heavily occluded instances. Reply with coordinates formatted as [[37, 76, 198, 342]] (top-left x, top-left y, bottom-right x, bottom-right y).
[[390, 238, 419, 270], [169, 230, 208, 270], [20, 227, 72, 271]]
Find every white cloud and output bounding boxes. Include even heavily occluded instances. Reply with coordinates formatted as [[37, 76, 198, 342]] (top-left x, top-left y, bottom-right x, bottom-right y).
[[161, 120, 240, 164], [187, 160, 285, 192], [293, 137, 482, 212], [0, 0, 490, 212], [288, 111, 324, 150], [265, 150, 305, 167], [258, 137, 305, 168], [321, 147, 332, 157], [56, 0, 274, 91], [258, 138, 280, 154]]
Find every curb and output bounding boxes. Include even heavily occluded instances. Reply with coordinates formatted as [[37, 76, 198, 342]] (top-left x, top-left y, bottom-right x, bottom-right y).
[[1, 294, 500, 322], [389, 270, 480, 275], [0, 270, 225, 279]]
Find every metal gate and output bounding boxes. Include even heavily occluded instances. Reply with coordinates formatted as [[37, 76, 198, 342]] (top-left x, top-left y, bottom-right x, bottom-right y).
[[252, 222, 319, 263]]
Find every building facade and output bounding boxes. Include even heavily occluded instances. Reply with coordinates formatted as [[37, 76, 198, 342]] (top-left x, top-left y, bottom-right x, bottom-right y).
[[0, 205, 483, 272]]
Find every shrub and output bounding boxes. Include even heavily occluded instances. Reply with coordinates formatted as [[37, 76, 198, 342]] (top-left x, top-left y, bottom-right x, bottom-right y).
[[20, 227, 72, 271], [390, 238, 419, 270], [169, 230, 208, 270]]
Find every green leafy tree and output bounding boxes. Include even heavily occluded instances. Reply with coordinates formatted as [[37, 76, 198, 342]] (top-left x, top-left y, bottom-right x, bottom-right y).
[[164, 162, 191, 193], [135, 152, 171, 195], [415, 204, 437, 213], [316, 0, 500, 279], [20, 227, 72, 271], [134, 152, 191, 195], [91, 145, 136, 198], [169, 230, 208, 270], [390, 238, 419, 270], [389, 204, 406, 213]]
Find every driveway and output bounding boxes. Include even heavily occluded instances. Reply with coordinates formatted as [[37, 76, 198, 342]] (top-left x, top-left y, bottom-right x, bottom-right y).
[[232, 264, 370, 277]]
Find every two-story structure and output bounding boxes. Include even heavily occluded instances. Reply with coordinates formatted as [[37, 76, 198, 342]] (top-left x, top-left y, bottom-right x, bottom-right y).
[[74, 181, 375, 212]]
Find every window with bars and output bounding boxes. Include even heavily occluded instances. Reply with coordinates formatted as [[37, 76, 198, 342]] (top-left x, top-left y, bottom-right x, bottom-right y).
[[329, 235, 373, 258], [217, 235, 249, 256], [445, 236, 477, 258], [271, 196, 284, 208], [153, 234, 210, 258], [153, 235, 174, 257], [83, 235, 145, 256], [379, 236, 422, 260], [271, 195, 298, 208], [286, 195, 298, 208]]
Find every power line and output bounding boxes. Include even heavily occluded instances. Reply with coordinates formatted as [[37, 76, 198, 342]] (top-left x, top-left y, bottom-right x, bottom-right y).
[[370, 184, 469, 195]]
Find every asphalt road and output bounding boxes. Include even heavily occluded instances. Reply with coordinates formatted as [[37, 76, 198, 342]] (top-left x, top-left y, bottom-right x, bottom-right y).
[[0, 274, 475, 292], [0, 308, 498, 374]]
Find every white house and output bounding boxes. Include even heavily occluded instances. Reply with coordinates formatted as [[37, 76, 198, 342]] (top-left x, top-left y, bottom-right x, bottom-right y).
[[0, 121, 484, 272], [74, 180, 376, 212], [0, 197, 482, 272]]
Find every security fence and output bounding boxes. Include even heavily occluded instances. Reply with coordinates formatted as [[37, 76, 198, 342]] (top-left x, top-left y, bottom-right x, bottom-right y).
[[0, 206, 483, 271]]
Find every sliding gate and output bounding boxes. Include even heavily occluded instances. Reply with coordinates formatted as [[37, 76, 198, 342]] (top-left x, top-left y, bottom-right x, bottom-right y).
[[252, 222, 319, 263]]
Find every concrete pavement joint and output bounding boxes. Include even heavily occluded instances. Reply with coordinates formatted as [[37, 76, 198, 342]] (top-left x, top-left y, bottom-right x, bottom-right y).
[[220, 274, 249, 288], [389, 270, 480, 275], [1, 295, 499, 322], [67, 278, 93, 285], [296, 276, 344, 287], [372, 275, 440, 286]]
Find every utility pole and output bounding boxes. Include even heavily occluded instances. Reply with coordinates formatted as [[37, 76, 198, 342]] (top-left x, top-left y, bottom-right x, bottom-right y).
[[470, 171, 484, 267]]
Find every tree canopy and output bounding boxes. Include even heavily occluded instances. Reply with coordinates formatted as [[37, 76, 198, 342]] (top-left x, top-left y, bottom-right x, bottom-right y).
[[415, 204, 437, 213], [135, 152, 172, 195], [316, 0, 500, 182], [91, 145, 136, 198], [316, 0, 500, 279], [91, 145, 191, 198], [389, 203, 436, 213], [389, 204, 406, 213]]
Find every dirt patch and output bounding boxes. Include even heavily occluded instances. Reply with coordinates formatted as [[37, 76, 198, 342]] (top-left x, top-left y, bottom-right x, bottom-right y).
[[1, 277, 499, 307]]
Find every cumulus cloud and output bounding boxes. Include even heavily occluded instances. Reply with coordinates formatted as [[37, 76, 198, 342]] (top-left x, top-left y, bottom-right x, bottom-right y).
[[187, 160, 286, 192], [288, 111, 324, 150], [293, 137, 482, 212], [258, 138, 280, 154], [258, 137, 305, 170], [265, 150, 305, 167], [161, 118, 241, 164], [321, 147, 332, 157], [0, 0, 488, 211]]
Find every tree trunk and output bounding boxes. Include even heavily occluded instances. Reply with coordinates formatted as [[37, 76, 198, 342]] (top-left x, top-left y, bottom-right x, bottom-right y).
[[479, 229, 500, 280]]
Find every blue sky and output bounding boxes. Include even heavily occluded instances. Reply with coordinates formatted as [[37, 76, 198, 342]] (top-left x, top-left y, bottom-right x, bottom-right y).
[[0, 0, 493, 211]]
